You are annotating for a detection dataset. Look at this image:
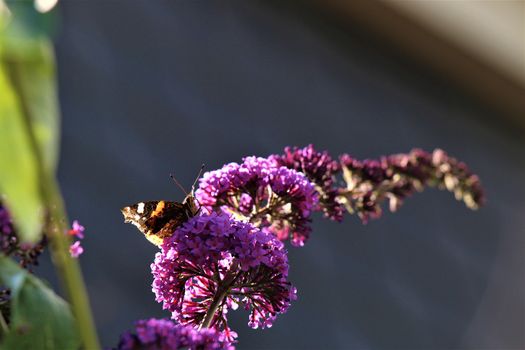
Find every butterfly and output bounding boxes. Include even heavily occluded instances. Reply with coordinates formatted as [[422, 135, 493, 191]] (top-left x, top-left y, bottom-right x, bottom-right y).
[[121, 167, 203, 247]]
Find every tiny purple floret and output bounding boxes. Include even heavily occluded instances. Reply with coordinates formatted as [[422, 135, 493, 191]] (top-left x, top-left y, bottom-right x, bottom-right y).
[[69, 241, 83, 258]]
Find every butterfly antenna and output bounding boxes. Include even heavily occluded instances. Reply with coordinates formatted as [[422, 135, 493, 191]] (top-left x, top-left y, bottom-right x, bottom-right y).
[[170, 174, 188, 196], [190, 164, 205, 193]]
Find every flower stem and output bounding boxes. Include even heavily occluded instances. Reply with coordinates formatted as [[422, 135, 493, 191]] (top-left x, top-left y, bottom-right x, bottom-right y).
[[199, 286, 228, 330], [12, 64, 101, 349], [0, 311, 8, 334], [43, 179, 101, 350], [199, 264, 239, 330]]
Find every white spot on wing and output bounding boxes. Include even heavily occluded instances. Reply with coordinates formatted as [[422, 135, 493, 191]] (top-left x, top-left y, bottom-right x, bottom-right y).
[[137, 202, 145, 214], [121, 206, 134, 223]]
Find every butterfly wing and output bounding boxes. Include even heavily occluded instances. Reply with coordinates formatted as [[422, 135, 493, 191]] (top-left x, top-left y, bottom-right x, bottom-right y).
[[121, 200, 187, 246]]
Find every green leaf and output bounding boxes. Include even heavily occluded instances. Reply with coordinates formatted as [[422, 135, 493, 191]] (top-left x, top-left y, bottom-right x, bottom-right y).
[[2, 0, 58, 51], [0, 1, 60, 242], [1, 1, 60, 174], [0, 63, 43, 243], [0, 256, 81, 350], [4, 40, 60, 175]]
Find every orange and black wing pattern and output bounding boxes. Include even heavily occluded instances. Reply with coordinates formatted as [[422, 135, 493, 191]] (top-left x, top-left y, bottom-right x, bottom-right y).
[[121, 200, 188, 246]]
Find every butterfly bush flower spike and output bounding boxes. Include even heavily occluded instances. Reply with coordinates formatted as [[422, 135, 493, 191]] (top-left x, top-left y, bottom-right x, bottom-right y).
[[151, 212, 296, 336], [270, 144, 344, 221], [195, 157, 318, 246], [119, 145, 484, 350], [114, 318, 234, 350], [338, 148, 485, 222]]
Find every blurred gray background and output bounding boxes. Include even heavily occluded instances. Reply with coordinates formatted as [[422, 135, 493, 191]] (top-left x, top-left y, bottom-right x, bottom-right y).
[[39, 1, 525, 349]]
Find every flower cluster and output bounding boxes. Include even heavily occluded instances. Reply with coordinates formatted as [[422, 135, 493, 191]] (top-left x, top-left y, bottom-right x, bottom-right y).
[[151, 212, 295, 336], [415, 149, 484, 209], [270, 145, 344, 222], [195, 157, 318, 246], [339, 148, 485, 222], [0, 202, 47, 270], [68, 220, 85, 258], [118, 144, 485, 350], [114, 318, 233, 350]]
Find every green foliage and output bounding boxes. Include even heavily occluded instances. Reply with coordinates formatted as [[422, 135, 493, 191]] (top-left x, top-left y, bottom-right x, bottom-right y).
[[0, 2, 59, 243], [0, 256, 81, 350], [0, 4, 100, 349], [0, 62, 44, 244]]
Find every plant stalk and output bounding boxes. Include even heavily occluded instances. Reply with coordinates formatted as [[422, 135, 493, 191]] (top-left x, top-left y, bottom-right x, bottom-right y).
[[44, 179, 101, 350], [10, 62, 101, 349], [0, 311, 8, 334], [199, 264, 239, 330]]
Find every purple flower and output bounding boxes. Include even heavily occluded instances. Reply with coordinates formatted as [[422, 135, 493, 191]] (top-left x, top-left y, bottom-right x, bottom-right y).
[[0, 202, 47, 269], [270, 145, 344, 221], [0, 205, 12, 235], [68, 220, 85, 239], [151, 213, 296, 335], [0, 205, 16, 255], [338, 148, 485, 222], [114, 318, 233, 350], [69, 241, 83, 258], [67, 220, 86, 258], [195, 156, 318, 246], [427, 149, 485, 208]]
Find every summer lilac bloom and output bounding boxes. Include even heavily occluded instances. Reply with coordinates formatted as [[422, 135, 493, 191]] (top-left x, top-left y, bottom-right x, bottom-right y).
[[421, 148, 484, 208], [69, 241, 83, 258], [151, 212, 295, 336], [270, 144, 344, 221], [0, 202, 47, 269], [195, 156, 318, 246], [117, 146, 484, 350], [338, 148, 485, 222], [114, 318, 233, 350]]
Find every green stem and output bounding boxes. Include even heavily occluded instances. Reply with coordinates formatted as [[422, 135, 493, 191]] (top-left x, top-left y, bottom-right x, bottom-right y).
[[0, 311, 8, 334], [44, 179, 101, 350], [199, 285, 229, 330], [199, 263, 239, 330], [8, 62, 100, 349]]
